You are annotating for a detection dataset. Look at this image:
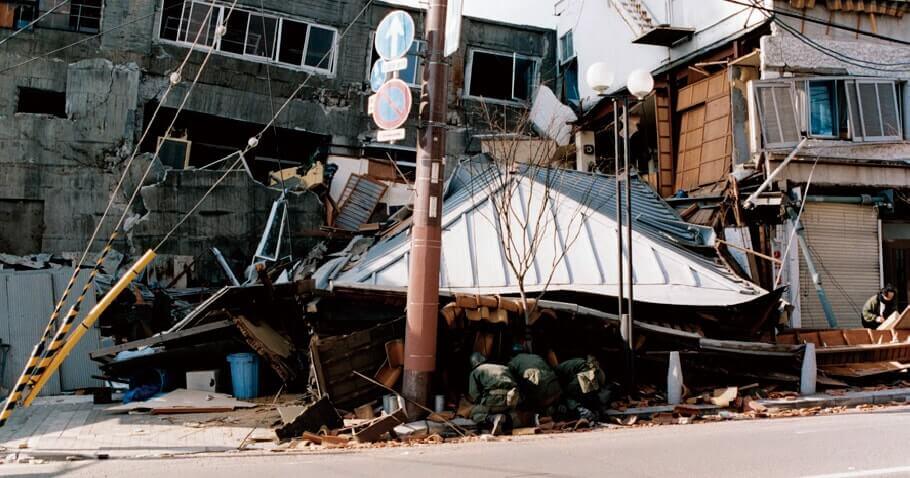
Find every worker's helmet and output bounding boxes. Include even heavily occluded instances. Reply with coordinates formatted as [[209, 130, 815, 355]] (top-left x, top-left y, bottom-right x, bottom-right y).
[[469, 352, 487, 369]]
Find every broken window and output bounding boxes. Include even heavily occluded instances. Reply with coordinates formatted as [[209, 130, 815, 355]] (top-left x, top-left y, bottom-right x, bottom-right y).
[[277, 19, 307, 65], [157, 1, 337, 73], [0, 1, 36, 29], [755, 77, 903, 147], [17, 87, 66, 117], [68, 0, 101, 33], [254, 196, 289, 263], [561, 60, 580, 105], [304, 25, 334, 69], [467, 50, 539, 103], [245, 13, 277, 58]]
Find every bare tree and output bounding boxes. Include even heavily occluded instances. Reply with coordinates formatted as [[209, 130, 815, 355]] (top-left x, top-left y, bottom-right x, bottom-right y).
[[469, 103, 602, 350]]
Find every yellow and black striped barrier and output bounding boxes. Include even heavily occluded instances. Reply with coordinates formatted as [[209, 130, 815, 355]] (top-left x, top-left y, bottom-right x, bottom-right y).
[[21, 250, 157, 408], [0, 240, 117, 427]]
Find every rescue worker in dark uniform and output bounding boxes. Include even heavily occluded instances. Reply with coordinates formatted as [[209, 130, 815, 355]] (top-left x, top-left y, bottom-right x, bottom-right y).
[[467, 352, 520, 434], [862, 285, 898, 329], [556, 355, 609, 422], [508, 353, 562, 412]]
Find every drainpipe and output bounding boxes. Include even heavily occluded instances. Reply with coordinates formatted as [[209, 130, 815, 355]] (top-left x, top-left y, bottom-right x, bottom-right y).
[[743, 138, 808, 210], [787, 207, 838, 328]]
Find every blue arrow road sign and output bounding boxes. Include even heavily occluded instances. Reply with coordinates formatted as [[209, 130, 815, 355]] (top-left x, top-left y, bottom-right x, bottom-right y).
[[375, 10, 415, 61], [370, 59, 388, 93]]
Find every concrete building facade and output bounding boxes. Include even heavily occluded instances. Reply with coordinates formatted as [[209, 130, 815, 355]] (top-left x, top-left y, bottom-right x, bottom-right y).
[[0, 0, 555, 281]]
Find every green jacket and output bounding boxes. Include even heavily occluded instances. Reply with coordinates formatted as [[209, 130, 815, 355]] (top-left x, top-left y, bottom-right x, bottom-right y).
[[468, 363, 519, 410], [508, 353, 562, 407], [862, 294, 896, 329], [556, 358, 606, 398]]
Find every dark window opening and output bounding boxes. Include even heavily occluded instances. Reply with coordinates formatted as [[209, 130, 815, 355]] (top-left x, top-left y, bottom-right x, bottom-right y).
[[468, 50, 537, 103], [69, 0, 101, 33], [0, 1, 37, 29], [141, 103, 330, 184], [17, 87, 66, 117], [220, 9, 248, 55], [245, 13, 277, 58], [305, 25, 334, 69], [159, 0, 183, 41], [561, 59, 580, 106], [277, 19, 307, 65]]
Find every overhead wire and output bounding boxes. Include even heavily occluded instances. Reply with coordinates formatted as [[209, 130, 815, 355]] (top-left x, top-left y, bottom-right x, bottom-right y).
[[741, 0, 910, 70], [0, 0, 71, 49], [3, 0, 237, 414], [154, 0, 377, 252], [0, 2, 185, 75]]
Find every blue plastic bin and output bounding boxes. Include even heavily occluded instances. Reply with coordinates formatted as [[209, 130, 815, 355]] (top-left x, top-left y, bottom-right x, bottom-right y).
[[226, 353, 259, 399]]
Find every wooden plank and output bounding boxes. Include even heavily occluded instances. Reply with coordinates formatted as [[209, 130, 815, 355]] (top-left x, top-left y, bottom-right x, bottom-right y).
[[89, 320, 235, 359]]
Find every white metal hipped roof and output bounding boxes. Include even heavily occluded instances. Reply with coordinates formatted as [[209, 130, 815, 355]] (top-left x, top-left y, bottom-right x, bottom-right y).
[[330, 166, 766, 307]]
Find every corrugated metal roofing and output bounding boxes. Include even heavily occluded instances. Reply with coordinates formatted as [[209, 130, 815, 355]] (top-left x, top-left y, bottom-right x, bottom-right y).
[[331, 166, 766, 307], [335, 174, 388, 231], [0, 268, 102, 394]]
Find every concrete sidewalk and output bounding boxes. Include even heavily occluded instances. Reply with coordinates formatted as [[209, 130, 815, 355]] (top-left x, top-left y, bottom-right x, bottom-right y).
[[0, 395, 278, 460]]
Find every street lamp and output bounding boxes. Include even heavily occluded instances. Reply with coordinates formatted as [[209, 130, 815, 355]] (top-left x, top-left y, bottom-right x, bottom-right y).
[[585, 62, 654, 392]]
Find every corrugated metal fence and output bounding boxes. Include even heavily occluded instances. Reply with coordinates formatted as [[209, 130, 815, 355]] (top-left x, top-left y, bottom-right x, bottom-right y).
[[0, 268, 103, 395]]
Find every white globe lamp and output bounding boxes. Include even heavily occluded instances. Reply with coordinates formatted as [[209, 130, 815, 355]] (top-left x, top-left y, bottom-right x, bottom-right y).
[[586, 62, 615, 95], [627, 69, 655, 99]]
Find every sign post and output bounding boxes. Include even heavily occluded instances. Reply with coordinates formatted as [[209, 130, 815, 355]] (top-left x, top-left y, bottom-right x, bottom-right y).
[[402, 0, 449, 414]]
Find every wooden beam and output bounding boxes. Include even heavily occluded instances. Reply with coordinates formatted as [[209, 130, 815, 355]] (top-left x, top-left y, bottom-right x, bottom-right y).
[[89, 319, 235, 360]]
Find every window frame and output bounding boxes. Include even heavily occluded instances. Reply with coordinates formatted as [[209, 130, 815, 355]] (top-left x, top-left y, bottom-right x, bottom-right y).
[[156, 0, 339, 77], [558, 30, 575, 65], [804, 79, 840, 139], [464, 47, 541, 106], [753, 80, 801, 149], [854, 79, 903, 142], [753, 76, 905, 149]]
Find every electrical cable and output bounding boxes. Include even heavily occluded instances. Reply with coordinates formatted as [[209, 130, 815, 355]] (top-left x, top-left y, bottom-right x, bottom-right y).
[[0, 2, 185, 75], [0, 0, 71, 49], [741, 0, 910, 70], [724, 0, 910, 47], [154, 0, 377, 251]]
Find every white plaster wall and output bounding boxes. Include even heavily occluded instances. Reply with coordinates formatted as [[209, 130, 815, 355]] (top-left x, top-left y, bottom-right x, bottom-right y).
[[557, 0, 767, 105]]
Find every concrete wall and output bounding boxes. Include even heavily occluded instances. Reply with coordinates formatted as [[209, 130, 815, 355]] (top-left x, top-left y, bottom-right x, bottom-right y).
[[0, 0, 555, 277]]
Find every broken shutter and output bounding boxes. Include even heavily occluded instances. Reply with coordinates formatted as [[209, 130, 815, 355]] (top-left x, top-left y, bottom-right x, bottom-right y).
[[675, 70, 732, 192], [754, 81, 800, 148], [855, 80, 902, 141]]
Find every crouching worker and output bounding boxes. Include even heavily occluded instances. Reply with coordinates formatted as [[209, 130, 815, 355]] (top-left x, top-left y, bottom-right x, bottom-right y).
[[556, 356, 609, 422], [862, 285, 898, 329], [467, 352, 520, 435], [508, 353, 562, 413]]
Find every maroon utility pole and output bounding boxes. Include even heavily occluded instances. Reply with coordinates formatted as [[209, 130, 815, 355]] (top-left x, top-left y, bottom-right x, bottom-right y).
[[402, 0, 449, 411]]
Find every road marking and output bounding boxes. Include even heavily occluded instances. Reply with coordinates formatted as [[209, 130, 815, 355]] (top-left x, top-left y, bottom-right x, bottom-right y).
[[803, 465, 910, 478]]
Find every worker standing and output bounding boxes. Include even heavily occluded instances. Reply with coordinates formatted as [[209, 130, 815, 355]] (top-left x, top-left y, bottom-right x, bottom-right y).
[[862, 285, 898, 329], [467, 353, 520, 434]]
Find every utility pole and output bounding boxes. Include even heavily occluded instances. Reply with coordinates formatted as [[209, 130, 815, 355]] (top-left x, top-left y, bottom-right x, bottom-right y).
[[622, 96, 635, 391], [402, 0, 449, 412]]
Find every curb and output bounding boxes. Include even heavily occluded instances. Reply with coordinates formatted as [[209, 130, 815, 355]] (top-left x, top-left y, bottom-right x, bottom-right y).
[[756, 387, 910, 410]]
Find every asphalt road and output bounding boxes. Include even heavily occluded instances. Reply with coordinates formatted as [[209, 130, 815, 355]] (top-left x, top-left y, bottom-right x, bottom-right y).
[[7, 406, 910, 478]]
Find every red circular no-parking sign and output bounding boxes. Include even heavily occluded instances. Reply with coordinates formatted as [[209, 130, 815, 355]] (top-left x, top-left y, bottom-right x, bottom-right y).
[[372, 79, 412, 131]]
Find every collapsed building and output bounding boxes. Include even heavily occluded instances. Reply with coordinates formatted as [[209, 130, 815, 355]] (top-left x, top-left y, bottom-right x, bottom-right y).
[[560, 0, 910, 331], [0, 0, 555, 392]]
